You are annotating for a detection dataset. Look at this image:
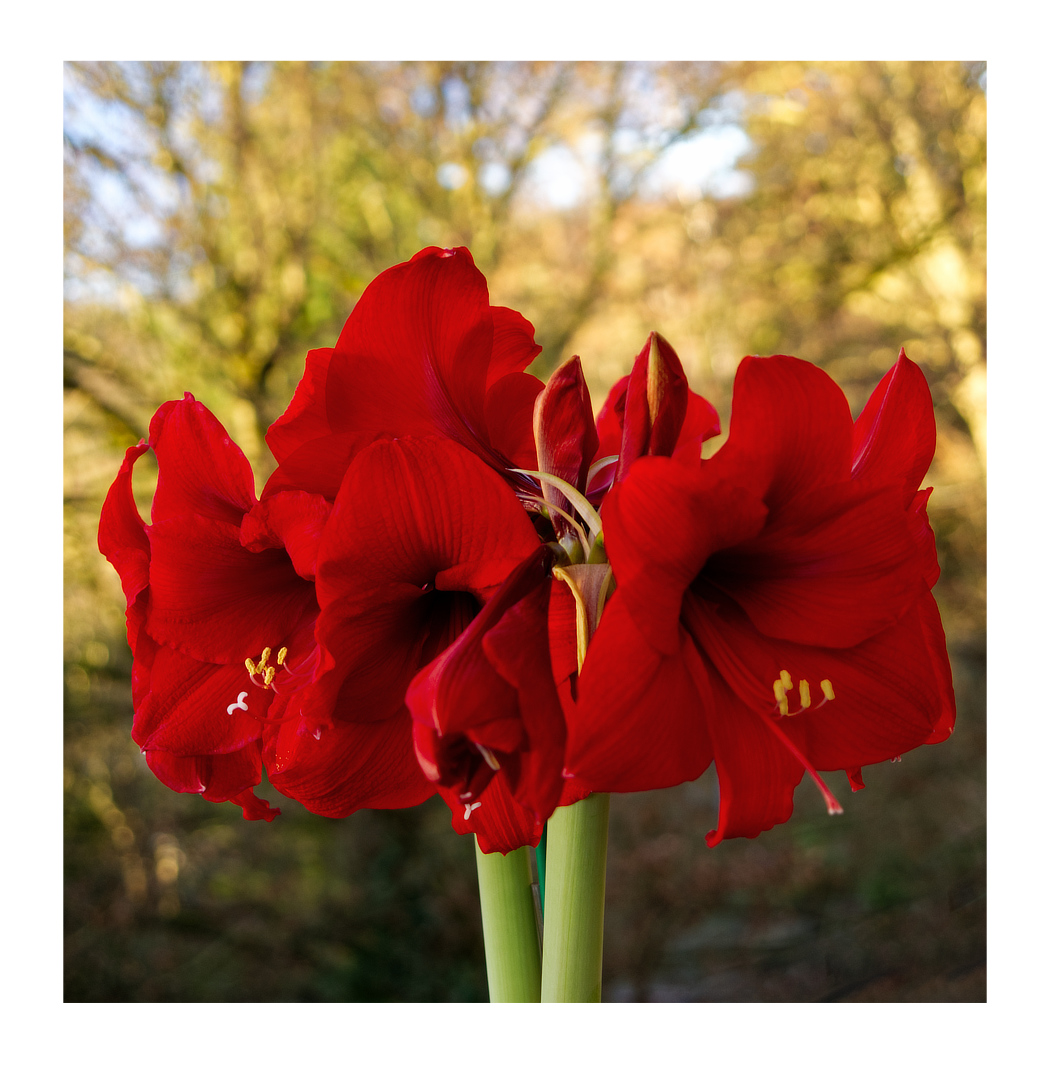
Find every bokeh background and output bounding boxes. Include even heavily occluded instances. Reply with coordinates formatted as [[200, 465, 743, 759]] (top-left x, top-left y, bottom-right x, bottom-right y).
[[64, 61, 985, 1002]]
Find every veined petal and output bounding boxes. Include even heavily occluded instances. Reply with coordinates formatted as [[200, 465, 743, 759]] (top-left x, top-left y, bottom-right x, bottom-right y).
[[239, 490, 332, 580], [705, 480, 929, 647], [144, 747, 279, 821], [149, 395, 257, 525], [852, 349, 936, 499], [262, 430, 385, 502], [147, 514, 317, 665], [132, 648, 265, 756], [698, 665, 806, 847], [265, 711, 434, 816], [709, 356, 854, 510], [602, 456, 767, 655], [565, 595, 713, 792], [441, 772, 545, 855], [313, 437, 541, 726], [681, 591, 954, 772]]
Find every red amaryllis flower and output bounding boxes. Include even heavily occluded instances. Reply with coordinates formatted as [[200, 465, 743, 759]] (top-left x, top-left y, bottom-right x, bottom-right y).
[[406, 545, 592, 854], [262, 435, 546, 843], [98, 395, 335, 821], [264, 246, 544, 500], [567, 350, 955, 845]]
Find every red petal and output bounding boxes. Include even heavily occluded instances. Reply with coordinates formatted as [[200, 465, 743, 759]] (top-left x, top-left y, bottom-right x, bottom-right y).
[[265, 711, 434, 816], [326, 248, 499, 458], [681, 590, 955, 772], [565, 595, 713, 792], [149, 396, 257, 525], [262, 430, 382, 501], [145, 746, 279, 820], [265, 347, 335, 463], [484, 372, 543, 471], [709, 356, 853, 510], [698, 666, 806, 847], [441, 772, 544, 854], [852, 349, 936, 500], [132, 647, 265, 756], [239, 490, 332, 580], [487, 305, 543, 385], [147, 514, 317, 665], [98, 441, 151, 608], [534, 356, 600, 535], [312, 437, 541, 727], [595, 375, 629, 460], [705, 480, 929, 647], [601, 456, 767, 654], [678, 389, 722, 448]]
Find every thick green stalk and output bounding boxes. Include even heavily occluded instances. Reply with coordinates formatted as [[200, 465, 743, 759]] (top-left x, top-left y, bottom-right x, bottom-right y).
[[540, 791, 610, 1002], [475, 841, 541, 1002]]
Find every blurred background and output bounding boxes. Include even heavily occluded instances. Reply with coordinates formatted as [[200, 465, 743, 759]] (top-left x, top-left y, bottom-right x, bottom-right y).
[[64, 60, 985, 1002]]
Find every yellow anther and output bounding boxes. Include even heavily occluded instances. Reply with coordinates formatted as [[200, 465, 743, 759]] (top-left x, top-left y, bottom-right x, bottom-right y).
[[259, 647, 271, 668], [263, 666, 276, 687], [779, 669, 793, 691], [820, 679, 836, 702], [799, 679, 811, 709], [773, 679, 785, 703], [276, 646, 288, 666], [244, 658, 257, 676]]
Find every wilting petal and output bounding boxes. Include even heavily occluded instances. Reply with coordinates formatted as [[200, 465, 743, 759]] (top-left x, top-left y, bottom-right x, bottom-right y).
[[265, 711, 434, 816], [709, 356, 854, 510], [147, 514, 317, 665], [145, 747, 279, 821], [239, 490, 332, 580], [852, 349, 936, 500], [132, 647, 265, 756], [704, 480, 929, 648], [149, 395, 257, 526], [265, 347, 335, 464], [565, 595, 713, 792], [602, 456, 767, 654]]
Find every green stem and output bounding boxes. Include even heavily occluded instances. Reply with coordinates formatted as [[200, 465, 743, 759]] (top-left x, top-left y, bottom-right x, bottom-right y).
[[540, 792, 610, 1002], [536, 824, 547, 915], [474, 841, 541, 1002]]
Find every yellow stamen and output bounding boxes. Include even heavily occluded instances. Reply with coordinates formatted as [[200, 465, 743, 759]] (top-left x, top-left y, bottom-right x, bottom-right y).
[[779, 669, 793, 691], [799, 679, 811, 709], [258, 647, 271, 668], [773, 679, 790, 715], [263, 666, 275, 687], [276, 646, 288, 665], [820, 679, 836, 702], [244, 658, 257, 676]]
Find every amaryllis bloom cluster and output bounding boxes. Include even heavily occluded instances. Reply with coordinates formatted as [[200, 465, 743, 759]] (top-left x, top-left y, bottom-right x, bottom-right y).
[[100, 245, 955, 854]]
